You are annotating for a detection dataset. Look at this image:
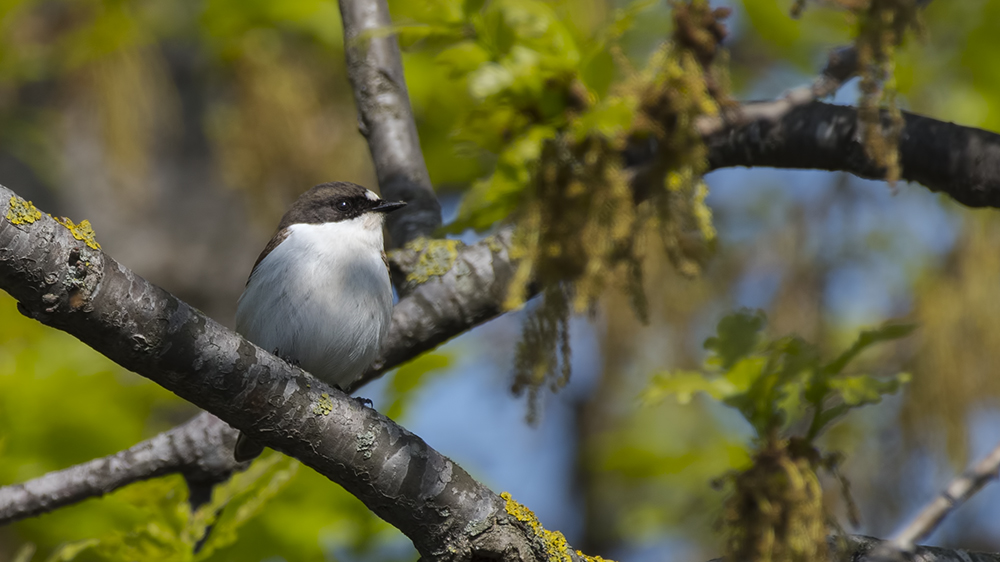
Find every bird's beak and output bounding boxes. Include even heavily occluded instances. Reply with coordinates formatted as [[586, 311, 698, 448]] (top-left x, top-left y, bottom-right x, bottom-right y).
[[371, 200, 407, 214]]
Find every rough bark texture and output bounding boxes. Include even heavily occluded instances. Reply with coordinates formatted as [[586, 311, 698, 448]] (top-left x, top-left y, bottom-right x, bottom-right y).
[[6, 100, 1000, 529], [0, 186, 558, 561], [338, 0, 442, 247], [354, 229, 517, 392]]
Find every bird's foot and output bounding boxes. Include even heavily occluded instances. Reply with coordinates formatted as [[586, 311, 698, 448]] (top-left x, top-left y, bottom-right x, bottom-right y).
[[234, 432, 265, 462], [273, 349, 300, 367], [330, 384, 372, 408]]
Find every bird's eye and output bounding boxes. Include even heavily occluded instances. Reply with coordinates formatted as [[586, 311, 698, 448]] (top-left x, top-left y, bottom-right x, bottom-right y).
[[336, 200, 351, 212]]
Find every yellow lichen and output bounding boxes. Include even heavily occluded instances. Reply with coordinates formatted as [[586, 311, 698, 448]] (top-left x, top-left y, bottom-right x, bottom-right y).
[[485, 234, 506, 254], [51, 216, 101, 250], [312, 392, 334, 416], [576, 552, 612, 562], [850, 0, 922, 185], [502, 491, 615, 562], [722, 439, 828, 562], [405, 237, 461, 284], [6, 196, 42, 225]]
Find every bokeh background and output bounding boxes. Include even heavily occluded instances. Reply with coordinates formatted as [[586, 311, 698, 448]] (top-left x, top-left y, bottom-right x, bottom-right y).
[[2, 0, 1000, 561]]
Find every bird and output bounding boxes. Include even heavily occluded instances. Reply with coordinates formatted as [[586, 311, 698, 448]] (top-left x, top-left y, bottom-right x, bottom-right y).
[[232, 181, 405, 461]]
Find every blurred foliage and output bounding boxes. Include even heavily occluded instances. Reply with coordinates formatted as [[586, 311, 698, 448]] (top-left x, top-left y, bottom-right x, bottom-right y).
[[48, 454, 298, 562], [392, 0, 726, 414], [902, 214, 1000, 463], [382, 352, 452, 421], [646, 310, 911, 439], [847, 0, 922, 185], [646, 310, 910, 562], [3, 0, 1000, 560]]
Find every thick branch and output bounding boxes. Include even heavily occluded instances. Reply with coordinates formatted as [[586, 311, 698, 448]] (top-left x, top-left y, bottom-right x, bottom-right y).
[[0, 185, 565, 562], [339, 0, 442, 246], [355, 230, 516, 391], [705, 101, 1000, 208], [9, 100, 1000, 520]]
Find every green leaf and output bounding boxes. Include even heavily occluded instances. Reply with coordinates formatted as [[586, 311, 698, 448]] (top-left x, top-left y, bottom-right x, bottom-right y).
[[652, 309, 914, 443], [830, 373, 911, 408], [435, 41, 491, 78], [704, 309, 767, 370], [469, 61, 516, 99], [722, 356, 769, 395], [571, 96, 639, 141], [43, 455, 299, 561], [811, 373, 911, 434], [464, 0, 487, 16], [43, 540, 100, 562], [450, 125, 557, 231], [484, 0, 579, 65], [643, 370, 738, 405], [823, 323, 916, 375]]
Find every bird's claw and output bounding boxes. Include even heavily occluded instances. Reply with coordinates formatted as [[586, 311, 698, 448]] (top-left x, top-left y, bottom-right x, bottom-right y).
[[273, 348, 300, 367]]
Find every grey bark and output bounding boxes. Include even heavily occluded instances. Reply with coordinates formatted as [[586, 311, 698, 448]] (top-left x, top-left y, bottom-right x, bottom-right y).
[[6, 99, 1000, 530], [0, 412, 240, 523], [0, 186, 567, 562], [704, 101, 1000, 208], [338, 0, 442, 247]]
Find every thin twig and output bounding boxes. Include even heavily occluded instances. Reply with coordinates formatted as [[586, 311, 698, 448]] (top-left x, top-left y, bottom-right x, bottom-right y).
[[893, 441, 1000, 552], [696, 45, 858, 137]]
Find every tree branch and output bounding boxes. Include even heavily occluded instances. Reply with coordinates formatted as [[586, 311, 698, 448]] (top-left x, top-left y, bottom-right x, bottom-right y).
[[0, 186, 569, 561], [338, 0, 442, 247], [697, 45, 858, 137], [704, 101, 1000, 208], [0, 412, 240, 524], [7, 23, 1000, 534], [8, 99, 1000, 523], [761, 535, 1000, 562], [872, 441, 1000, 560]]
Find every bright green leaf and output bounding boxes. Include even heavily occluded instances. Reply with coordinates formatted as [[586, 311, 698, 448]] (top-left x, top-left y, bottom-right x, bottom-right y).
[[704, 309, 766, 370], [823, 323, 916, 375], [435, 41, 491, 78]]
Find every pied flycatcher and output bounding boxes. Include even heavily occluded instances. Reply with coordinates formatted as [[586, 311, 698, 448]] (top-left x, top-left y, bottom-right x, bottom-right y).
[[233, 181, 405, 461]]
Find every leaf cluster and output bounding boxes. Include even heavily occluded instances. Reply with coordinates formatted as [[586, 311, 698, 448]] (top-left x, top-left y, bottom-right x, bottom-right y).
[[401, 0, 728, 412], [645, 309, 912, 562], [646, 309, 913, 440]]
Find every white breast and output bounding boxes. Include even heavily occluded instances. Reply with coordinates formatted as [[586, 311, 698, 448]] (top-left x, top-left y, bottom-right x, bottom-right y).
[[235, 218, 393, 389]]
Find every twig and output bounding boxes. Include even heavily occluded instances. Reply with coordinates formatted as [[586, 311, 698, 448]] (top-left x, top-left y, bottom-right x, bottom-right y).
[[892, 441, 1000, 553], [696, 45, 858, 137]]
